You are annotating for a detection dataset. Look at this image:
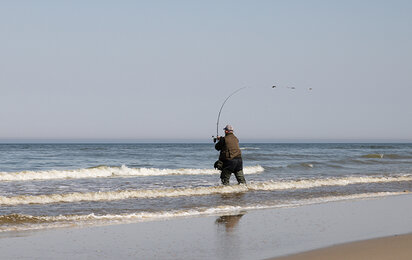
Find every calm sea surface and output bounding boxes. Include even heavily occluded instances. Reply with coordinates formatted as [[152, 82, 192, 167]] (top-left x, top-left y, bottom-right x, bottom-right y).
[[0, 143, 411, 232]]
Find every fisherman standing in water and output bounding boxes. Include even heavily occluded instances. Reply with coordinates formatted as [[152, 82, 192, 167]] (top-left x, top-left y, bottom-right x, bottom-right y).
[[215, 125, 246, 185]]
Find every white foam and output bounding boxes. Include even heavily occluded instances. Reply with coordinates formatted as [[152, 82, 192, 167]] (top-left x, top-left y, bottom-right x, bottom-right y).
[[246, 174, 412, 191], [1, 175, 411, 206], [0, 185, 249, 205], [0, 165, 264, 182]]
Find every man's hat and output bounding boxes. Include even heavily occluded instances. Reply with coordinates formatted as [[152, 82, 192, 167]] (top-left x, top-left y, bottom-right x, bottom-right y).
[[223, 125, 234, 132]]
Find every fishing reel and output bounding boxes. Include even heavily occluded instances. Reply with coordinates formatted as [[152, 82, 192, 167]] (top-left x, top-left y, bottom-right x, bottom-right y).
[[212, 135, 222, 143]]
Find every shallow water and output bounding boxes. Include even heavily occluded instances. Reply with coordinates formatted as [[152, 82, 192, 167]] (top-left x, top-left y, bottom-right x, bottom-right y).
[[0, 143, 411, 231]]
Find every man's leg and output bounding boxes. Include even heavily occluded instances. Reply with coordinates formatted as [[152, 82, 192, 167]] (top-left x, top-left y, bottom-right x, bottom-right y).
[[233, 158, 246, 184], [220, 169, 232, 185], [234, 170, 246, 184]]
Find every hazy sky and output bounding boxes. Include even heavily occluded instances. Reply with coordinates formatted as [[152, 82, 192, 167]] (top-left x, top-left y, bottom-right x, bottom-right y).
[[1, 0, 411, 142]]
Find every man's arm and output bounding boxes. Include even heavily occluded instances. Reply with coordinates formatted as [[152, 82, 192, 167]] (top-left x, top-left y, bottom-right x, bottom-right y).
[[215, 137, 225, 151]]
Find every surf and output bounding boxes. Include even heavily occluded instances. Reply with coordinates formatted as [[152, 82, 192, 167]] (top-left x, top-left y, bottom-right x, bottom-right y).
[[0, 191, 407, 233], [0, 165, 265, 182], [1, 174, 411, 206]]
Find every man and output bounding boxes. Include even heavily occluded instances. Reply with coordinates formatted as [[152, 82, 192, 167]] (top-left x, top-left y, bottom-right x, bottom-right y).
[[215, 125, 246, 185]]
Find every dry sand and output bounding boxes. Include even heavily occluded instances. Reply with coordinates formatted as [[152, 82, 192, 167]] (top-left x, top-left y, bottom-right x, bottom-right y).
[[273, 233, 412, 260]]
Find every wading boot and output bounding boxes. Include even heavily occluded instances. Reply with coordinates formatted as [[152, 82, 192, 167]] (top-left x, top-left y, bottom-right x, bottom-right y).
[[234, 170, 246, 184], [220, 169, 231, 185]]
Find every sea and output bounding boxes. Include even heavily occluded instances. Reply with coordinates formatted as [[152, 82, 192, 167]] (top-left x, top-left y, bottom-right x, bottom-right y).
[[1, 143, 412, 233]]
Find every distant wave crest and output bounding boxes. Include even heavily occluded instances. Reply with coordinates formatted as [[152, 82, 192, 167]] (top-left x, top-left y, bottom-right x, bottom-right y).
[[361, 153, 412, 159]]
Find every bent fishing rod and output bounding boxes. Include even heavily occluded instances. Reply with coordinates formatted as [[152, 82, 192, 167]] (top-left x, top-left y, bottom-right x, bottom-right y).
[[212, 85, 312, 142], [213, 87, 247, 143]]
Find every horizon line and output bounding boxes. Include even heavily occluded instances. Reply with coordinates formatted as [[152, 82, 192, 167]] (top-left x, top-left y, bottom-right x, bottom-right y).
[[1, 138, 412, 144]]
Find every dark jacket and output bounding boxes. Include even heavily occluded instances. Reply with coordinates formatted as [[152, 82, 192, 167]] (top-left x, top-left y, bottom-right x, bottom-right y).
[[215, 133, 242, 161]]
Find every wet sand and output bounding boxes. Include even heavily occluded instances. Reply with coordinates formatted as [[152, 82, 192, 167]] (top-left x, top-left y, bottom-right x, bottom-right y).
[[273, 233, 412, 260], [0, 194, 411, 259]]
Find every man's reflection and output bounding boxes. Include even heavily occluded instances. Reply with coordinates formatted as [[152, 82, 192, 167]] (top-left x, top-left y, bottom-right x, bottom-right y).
[[215, 213, 245, 232]]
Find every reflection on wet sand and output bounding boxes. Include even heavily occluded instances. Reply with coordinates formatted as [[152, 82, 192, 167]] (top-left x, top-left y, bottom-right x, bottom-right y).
[[215, 212, 246, 259], [215, 213, 245, 232]]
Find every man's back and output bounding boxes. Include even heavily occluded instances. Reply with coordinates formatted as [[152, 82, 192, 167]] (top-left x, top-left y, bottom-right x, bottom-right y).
[[215, 133, 242, 161]]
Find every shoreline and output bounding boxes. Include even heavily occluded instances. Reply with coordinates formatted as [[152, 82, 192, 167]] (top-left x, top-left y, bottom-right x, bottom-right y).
[[1, 194, 411, 259], [272, 233, 412, 260]]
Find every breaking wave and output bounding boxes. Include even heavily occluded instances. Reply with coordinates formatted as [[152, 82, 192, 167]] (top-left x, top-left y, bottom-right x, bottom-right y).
[[0, 165, 264, 182], [1, 174, 411, 206], [0, 191, 408, 232]]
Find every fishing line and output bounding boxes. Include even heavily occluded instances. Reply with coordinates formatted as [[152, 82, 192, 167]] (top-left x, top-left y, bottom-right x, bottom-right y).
[[272, 85, 313, 91]]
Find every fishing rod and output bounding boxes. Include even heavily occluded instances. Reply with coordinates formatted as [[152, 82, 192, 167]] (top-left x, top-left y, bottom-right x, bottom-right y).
[[213, 87, 247, 143], [212, 85, 312, 142]]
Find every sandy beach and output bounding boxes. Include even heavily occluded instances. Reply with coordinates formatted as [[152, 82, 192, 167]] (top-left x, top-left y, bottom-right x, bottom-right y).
[[0, 193, 411, 259], [273, 233, 412, 260]]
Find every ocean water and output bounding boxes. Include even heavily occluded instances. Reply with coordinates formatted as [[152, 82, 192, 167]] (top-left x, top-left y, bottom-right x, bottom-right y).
[[0, 143, 411, 232]]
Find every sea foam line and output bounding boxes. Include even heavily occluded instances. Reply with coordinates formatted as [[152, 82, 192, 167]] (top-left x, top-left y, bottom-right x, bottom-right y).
[[0, 175, 411, 206], [0, 191, 408, 232], [0, 165, 264, 182]]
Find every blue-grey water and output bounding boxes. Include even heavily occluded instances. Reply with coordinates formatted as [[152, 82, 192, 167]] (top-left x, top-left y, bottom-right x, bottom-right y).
[[0, 143, 411, 232]]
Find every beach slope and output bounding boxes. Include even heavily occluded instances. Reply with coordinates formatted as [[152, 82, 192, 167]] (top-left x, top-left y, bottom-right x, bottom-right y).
[[273, 233, 412, 260]]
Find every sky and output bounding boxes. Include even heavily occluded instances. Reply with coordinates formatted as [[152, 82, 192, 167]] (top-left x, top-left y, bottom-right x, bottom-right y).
[[1, 0, 411, 142]]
